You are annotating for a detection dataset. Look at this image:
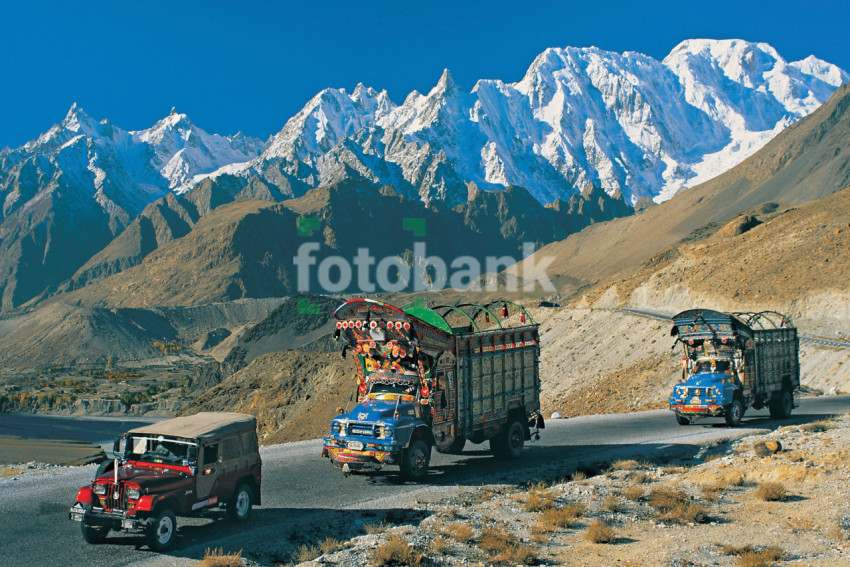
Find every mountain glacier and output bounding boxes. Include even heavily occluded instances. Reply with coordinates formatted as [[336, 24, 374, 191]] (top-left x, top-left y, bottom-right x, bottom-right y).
[[195, 38, 848, 206]]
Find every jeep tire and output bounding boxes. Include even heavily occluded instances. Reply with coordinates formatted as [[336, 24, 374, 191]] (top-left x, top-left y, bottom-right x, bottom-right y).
[[146, 506, 177, 551], [80, 503, 109, 544], [228, 482, 253, 522], [400, 440, 430, 481]]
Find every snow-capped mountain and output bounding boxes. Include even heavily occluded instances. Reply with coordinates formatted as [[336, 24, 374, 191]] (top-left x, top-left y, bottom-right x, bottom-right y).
[[197, 38, 848, 205]]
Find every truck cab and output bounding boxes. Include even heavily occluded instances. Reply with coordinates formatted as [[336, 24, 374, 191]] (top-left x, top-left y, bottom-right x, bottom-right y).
[[69, 412, 261, 551]]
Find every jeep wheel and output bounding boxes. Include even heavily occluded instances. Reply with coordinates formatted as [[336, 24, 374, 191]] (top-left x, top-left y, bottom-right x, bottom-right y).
[[769, 389, 793, 419], [146, 506, 177, 551], [724, 399, 744, 427], [675, 414, 691, 426], [400, 440, 430, 481], [80, 506, 109, 545], [228, 483, 253, 522], [490, 419, 525, 459]]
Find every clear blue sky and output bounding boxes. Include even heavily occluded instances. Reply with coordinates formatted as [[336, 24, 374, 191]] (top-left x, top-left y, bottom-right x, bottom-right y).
[[1, 0, 848, 149]]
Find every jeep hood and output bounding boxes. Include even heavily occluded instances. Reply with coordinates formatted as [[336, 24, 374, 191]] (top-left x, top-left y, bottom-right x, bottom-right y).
[[96, 463, 191, 491]]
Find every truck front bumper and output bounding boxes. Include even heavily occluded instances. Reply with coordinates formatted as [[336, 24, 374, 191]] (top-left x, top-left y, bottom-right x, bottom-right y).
[[669, 403, 725, 417], [69, 503, 146, 532], [322, 440, 400, 472]]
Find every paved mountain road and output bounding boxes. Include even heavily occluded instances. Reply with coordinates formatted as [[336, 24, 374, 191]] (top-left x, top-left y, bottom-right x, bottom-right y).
[[2, 395, 848, 566]]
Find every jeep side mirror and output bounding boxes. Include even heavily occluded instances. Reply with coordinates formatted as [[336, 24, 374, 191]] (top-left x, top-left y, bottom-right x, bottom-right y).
[[112, 437, 121, 454]]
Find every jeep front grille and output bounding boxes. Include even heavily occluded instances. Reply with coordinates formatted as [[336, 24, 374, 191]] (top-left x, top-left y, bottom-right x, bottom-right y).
[[98, 483, 127, 511]]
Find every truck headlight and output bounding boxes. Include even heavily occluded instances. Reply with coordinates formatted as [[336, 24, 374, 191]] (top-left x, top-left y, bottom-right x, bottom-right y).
[[93, 483, 107, 496], [331, 422, 342, 434], [126, 488, 141, 500], [376, 426, 393, 439]]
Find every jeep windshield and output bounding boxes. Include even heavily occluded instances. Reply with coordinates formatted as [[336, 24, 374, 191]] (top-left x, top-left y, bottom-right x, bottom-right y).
[[126, 435, 198, 466]]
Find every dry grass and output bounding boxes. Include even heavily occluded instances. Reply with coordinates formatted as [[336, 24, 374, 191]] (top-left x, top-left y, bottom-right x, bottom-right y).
[[363, 521, 390, 534], [538, 506, 580, 531], [198, 548, 242, 567], [477, 525, 536, 566], [318, 537, 344, 555], [292, 544, 320, 563], [602, 494, 624, 513], [800, 420, 835, 433], [571, 470, 587, 482], [621, 484, 645, 501], [627, 470, 652, 484], [443, 522, 475, 543], [523, 486, 557, 512], [0, 466, 22, 478], [584, 519, 616, 544], [648, 487, 709, 524], [785, 517, 815, 533], [610, 459, 640, 471], [720, 544, 784, 567], [700, 483, 723, 502], [753, 482, 787, 502], [428, 535, 450, 555], [370, 534, 427, 567]]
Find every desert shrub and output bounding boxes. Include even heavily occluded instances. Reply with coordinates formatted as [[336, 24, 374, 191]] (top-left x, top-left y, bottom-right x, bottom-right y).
[[602, 494, 624, 513], [363, 521, 390, 534], [477, 526, 535, 566], [571, 470, 587, 482], [428, 535, 450, 555], [621, 484, 645, 501], [700, 483, 723, 502], [319, 537, 344, 554], [199, 548, 242, 567], [538, 506, 579, 531], [370, 534, 427, 567], [584, 519, 616, 544], [627, 471, 652, 484], [443, 522, 475, 543], [753, 482, 786, 502], [648, 487, 708, 524], [800, 420, 833, 433], [523, 487, 556, 512], [293, 544, 319, 563], [720, 544, 784, 567], [610, 459, 640, 471]]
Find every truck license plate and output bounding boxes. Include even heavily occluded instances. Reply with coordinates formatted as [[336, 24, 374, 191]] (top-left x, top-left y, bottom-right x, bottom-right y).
[[346, 441, 364, 451]]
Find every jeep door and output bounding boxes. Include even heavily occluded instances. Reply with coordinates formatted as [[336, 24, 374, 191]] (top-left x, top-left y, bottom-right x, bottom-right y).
[[197, 441, 220, 499], [217, 434, 242, 500]]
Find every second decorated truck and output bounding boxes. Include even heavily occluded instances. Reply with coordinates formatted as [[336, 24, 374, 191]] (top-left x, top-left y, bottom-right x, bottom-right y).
[[322, 298, 544, 480], [668, 309, 800, 427]]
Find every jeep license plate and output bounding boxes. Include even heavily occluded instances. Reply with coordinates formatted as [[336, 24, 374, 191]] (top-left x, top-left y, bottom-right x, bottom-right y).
[[346, 441, 364, 451], [122, 519, 135, 529], [69, 504, 85, 522]]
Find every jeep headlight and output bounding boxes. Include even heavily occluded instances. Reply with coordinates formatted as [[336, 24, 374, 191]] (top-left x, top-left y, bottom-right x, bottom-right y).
[[376, 425, 393, 440], [93, 483, 107, 496], [126, 488, 141, 500]]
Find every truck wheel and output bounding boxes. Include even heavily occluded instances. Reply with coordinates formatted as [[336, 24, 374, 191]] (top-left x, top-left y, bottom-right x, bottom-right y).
[[490, 419, 525, 459], [81, 523, 109, 543], [400, 440, 430, 481], [769, 389, 793, 419], [725, 399, 744, 427], [228, 483, 253, 522], [146, 506, 177, 551], [436, 435, 466, 455], [675, 415, 691, 426]]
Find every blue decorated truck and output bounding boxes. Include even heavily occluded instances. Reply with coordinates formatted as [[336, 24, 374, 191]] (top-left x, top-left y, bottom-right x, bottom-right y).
[[321, 298, 543, 480], [668, 309, 800, 427]]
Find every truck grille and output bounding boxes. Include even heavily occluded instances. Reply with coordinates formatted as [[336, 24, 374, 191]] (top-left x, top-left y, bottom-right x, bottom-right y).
[[98, 483, 127, 511], [347, 423, 374, 437], [687, 388, 710, 397]]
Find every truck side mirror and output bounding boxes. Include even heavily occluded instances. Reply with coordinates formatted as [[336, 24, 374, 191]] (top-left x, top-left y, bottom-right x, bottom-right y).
[[112, 437, 121, 454]]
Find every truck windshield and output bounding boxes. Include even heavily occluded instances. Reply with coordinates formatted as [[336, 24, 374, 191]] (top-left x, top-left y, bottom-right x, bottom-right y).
[[368, 382, 416, 396], [126, 435, 197, 466]]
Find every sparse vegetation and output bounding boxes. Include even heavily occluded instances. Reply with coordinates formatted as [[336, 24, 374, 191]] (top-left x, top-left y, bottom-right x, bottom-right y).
[[648, 487, 709, 524], [292, 544, 320, 563], [443, 522, 475, 543], [318, 537, 344, 554], [753, 482, 787, 502], [198, 548, 243, 567], [363, 521, 390, 535], [370, 534, 427, 567], [610, 459, 640, 470], [602, 494, 624, 512], [477, 525, 536, 565], [584, 519, 616, 543], [621, 483, 645, 501], [720, 544, 784, 567], [523, 484, 557, 512]]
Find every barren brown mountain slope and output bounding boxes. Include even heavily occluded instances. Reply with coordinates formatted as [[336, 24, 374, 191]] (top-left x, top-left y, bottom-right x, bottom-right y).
[[509, 82, 850, 297]]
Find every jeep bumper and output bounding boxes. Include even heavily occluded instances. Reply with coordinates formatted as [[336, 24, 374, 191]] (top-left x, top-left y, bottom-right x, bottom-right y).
[[69, 503, 146, 532]]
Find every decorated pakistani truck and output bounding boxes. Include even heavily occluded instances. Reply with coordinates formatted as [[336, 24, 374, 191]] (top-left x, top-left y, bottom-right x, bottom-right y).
[[668, 309, 800, 427], [322, 298, 543, 480]]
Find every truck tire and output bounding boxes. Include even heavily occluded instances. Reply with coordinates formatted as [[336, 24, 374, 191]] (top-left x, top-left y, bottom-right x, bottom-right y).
[[675, 415, 691, 426], [436, 435, 466, 455], [400, 440, 430, 481], [228, 482, 253, 522], [769, 389, 793, 419], [490, 419, 525, 459], [146, 506, 177, 551], [724, 399, 744, 427]]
